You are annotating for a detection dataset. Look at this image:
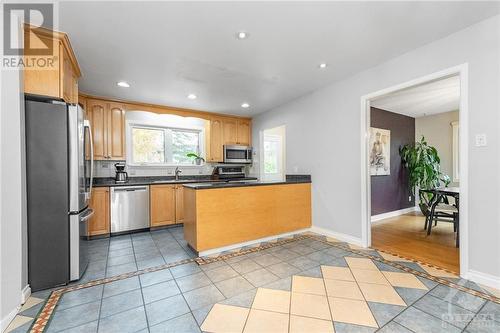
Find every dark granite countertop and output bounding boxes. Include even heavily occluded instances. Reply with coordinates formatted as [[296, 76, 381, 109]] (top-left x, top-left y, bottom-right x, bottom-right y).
[[183, 175, 311, 190], [92, 175, 259, 187]]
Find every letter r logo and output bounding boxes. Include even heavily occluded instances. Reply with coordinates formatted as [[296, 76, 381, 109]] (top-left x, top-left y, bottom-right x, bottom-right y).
[[3, 3, 54, 56]]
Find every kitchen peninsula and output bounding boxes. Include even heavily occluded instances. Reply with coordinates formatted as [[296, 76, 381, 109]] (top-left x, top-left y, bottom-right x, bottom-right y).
[[183, 175, 312, 253]]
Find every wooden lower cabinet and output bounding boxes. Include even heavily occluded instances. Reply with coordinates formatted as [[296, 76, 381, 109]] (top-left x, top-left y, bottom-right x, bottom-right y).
[[88, 187, 110, 236], [183, 183, 311, 252], [150, 185, 176, 227], [175, 185, 184, 223]]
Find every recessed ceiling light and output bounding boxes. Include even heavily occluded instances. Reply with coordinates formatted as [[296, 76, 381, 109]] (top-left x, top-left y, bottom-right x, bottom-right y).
[[318, 63, 328, 69], [117, 81, 130, 88], [187, 93, 197, 100], [236, 31, 249, 39], [241, 102, 250, 108]]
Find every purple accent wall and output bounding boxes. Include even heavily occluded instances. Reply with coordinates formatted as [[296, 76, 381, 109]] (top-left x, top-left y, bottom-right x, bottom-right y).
[[371, 107, 415, 216]]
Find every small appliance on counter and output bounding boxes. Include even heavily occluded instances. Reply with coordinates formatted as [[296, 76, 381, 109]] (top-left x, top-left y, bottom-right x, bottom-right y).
[[115, 162, 128, 183]]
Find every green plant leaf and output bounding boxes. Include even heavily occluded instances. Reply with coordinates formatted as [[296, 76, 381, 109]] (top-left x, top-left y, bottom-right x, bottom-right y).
[[400, 135, 450, 198]]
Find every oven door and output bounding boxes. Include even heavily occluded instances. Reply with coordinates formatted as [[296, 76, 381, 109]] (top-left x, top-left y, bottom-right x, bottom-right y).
[[224, 145, 252, 164]]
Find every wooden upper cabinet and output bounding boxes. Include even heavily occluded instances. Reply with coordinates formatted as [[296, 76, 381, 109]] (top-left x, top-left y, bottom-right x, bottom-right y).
[[107, 103, 126, 160], [79, 95, 87, 111], [150, 185, 176, 227], [223, 119, 238, 144], [86, 99, 108, 160], [175, 185, 185, 224], [208, 117, 224, 162], [237, 120, 251, 145], [206, 116, 252, 162], [62, 47, 78, 103], [23, 25, 81, 103], [85, 99, 126, 160], [88, 187, 110, 236]]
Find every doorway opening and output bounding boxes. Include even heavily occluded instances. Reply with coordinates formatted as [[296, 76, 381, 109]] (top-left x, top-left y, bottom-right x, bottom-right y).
[[361, 65, 468, 277], [260, 125, 286, 182]]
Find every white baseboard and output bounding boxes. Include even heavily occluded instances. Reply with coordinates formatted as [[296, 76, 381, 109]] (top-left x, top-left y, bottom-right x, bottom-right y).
[[371, 207, 418, 223], [0, 306, 20, 333], [0, 285, 30, 332], [310, 226, 364, 247], [21, 284, 31, 304], [198, 228, 311, 257], [466, 270, 500, 290]]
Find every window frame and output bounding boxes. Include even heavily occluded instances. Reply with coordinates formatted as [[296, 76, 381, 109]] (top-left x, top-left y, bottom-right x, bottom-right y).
[[263, 134, 282, 176], [127, 122, 205, 167], [260, 126, 286, 182]]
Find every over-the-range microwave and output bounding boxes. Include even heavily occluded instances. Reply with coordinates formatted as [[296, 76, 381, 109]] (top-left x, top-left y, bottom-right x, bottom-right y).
[[223, 145, 253, 164]]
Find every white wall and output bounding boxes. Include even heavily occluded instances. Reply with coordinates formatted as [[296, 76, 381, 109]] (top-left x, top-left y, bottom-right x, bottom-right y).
[[253, 16, 500, 281], [0, 18, 26, 331], [416, 111, 459, 187]]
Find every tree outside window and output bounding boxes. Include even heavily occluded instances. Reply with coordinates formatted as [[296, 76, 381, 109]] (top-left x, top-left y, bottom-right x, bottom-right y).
[[130, 125, 202, 165]]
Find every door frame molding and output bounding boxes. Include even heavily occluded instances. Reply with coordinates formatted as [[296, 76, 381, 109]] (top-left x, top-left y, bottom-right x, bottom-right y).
[[360, 63, 469, 278]]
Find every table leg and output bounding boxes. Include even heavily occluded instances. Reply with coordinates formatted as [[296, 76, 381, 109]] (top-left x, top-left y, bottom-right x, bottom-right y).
[[427, 194, 440, 235]]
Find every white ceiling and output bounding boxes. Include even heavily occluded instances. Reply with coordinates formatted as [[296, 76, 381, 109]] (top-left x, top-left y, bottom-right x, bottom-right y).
[[58, 1, 499, 116], [371, 75, 460, 118]]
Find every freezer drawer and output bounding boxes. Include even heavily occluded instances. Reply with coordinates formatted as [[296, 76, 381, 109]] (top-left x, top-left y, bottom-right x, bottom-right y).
[[70, 208, 92, 281], [111, 186, 150, 233]]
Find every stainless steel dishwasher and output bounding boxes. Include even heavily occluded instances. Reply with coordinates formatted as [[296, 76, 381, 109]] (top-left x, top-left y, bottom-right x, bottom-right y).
[[111, 186, 150, 233]]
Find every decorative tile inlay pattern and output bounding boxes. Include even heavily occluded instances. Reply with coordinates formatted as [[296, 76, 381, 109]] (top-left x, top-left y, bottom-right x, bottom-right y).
[[22, 230, 500, 333]]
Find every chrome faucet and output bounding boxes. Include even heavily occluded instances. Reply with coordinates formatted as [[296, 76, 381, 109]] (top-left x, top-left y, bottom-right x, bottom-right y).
[[175, 167, 182, 181]]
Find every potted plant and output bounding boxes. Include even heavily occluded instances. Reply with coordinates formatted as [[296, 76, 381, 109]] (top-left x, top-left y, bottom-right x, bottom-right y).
[[399, 136, 450, 215], [186, 153, 205, 165]]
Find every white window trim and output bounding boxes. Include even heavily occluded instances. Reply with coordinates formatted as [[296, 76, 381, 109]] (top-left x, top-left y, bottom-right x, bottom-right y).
[[126, 121, 206, 167], [260, 126, 286, 182], [451, 120, 459, 182]]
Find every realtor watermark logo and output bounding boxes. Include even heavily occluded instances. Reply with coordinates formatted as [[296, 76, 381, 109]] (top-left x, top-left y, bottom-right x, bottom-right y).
[[2, 3, 57, 69]]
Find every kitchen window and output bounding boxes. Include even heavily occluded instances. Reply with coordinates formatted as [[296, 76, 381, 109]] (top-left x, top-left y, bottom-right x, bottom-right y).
[[129, 125, 203, 166]]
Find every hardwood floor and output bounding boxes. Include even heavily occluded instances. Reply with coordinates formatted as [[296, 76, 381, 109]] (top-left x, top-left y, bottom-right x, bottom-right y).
[[371, 212, 459, 273]]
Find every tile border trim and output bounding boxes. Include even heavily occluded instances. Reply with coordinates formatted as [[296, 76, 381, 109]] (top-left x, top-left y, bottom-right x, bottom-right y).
[[27, 232, 499, 333]]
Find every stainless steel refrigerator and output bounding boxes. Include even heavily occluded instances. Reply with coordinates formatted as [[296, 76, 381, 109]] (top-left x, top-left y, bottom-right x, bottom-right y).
[[25, 95, 94, 291]]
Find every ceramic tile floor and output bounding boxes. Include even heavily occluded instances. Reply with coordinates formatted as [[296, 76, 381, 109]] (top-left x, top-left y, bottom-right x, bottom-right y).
[[8, 232, 500, 333], [81, 226, 197, 284]]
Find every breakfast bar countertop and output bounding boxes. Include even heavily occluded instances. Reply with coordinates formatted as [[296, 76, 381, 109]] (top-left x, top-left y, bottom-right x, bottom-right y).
[[92, 176, 259, 187], [183, 175, 311, 189]]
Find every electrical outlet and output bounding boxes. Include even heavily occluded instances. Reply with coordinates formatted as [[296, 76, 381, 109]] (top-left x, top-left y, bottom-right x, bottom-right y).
[[409, 196, 412, 202], [475, 133, 487, 147]]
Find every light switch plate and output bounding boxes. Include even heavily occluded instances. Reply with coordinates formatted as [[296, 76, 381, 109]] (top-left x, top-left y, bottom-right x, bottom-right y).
[[475, 133, 487, 147]]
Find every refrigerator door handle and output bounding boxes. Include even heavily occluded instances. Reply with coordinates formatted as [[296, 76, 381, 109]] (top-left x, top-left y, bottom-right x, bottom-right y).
[[84, 120, 94, 201]]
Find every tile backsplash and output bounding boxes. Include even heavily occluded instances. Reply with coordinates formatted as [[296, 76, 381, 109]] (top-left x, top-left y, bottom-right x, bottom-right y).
[[93, 160, 255, 178], [94, 160, 217, 178]]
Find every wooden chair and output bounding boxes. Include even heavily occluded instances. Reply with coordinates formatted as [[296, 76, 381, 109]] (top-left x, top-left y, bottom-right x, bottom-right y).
[[427, 193, 459, 247]]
